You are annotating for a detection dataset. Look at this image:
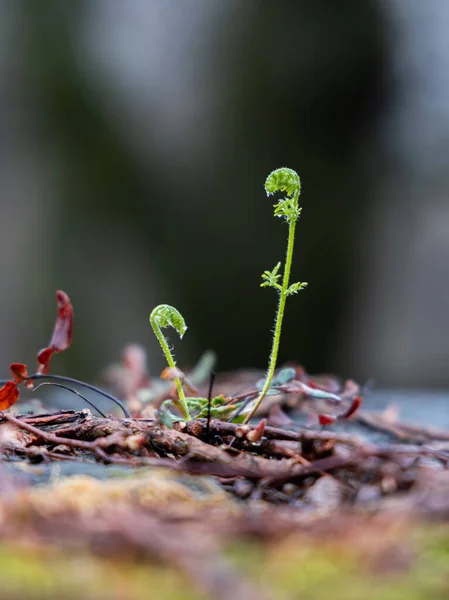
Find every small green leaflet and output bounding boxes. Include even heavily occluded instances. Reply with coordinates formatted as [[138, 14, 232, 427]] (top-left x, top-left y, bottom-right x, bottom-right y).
[[286, 281, 308, 295], [261, 262, 282, 289]]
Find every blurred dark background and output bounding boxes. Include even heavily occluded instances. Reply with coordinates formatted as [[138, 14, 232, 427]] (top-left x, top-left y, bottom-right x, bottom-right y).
[[0, 0, 447, 388]]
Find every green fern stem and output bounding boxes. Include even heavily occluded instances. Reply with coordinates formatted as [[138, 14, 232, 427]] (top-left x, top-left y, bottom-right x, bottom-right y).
[[150, 308, 191, 420], [241, 166, 306, 424], [243, 217, 297, 424]]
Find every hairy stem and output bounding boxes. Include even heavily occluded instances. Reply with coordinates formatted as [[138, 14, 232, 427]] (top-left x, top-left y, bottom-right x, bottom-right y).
[[243, 206, 297, 423], [150, 310, 190, 420]]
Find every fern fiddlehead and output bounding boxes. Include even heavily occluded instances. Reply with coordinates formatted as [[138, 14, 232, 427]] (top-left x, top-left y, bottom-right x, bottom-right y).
[[150, 304, 191, 420], [243, 167, 307, 424]]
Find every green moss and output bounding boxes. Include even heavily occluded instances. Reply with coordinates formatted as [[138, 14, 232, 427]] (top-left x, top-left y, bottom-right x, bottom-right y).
[[0, 544, 199, 600], [228, 524, 449, 600], [2, 522, 449, 599]]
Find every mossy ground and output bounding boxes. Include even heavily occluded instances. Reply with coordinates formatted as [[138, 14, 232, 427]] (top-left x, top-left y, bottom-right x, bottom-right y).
[[0, 545, 196, 600], [2, 521, 449, 599], [230, 524, 449, 600]]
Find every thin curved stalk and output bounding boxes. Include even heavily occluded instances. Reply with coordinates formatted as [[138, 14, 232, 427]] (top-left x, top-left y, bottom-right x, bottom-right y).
[[33, 381, 108, 418], [26, 373, 130, 418]]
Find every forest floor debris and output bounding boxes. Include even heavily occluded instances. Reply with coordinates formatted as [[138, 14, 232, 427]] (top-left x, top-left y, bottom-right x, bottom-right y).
[[2, 400, 449, 599]]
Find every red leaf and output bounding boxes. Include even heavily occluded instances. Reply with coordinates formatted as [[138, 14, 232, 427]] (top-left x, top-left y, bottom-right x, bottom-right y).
[[50, 290, 74, 352], [10, 363, 28, 384], [318, 414, 337, 426], [37, 347, 53, 374], [0, 381, 19, 410], [37, 290, 74, 373], [340, 395, 362, 420]]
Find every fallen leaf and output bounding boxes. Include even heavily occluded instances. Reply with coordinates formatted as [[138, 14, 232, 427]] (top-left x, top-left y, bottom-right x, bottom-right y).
[[340, 395, 362, 420], [318, 414, 337, 426]]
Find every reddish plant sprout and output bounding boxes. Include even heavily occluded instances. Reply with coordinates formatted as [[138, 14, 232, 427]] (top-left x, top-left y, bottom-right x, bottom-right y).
[[0, 290, 129, 417], [246, 418, 266, 442], [37, 290, 74, 374], [0, 290, 73, 411]]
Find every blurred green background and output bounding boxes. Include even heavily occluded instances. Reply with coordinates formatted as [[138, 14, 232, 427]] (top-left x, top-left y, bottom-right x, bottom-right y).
[[1, 0, 448, 387]]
